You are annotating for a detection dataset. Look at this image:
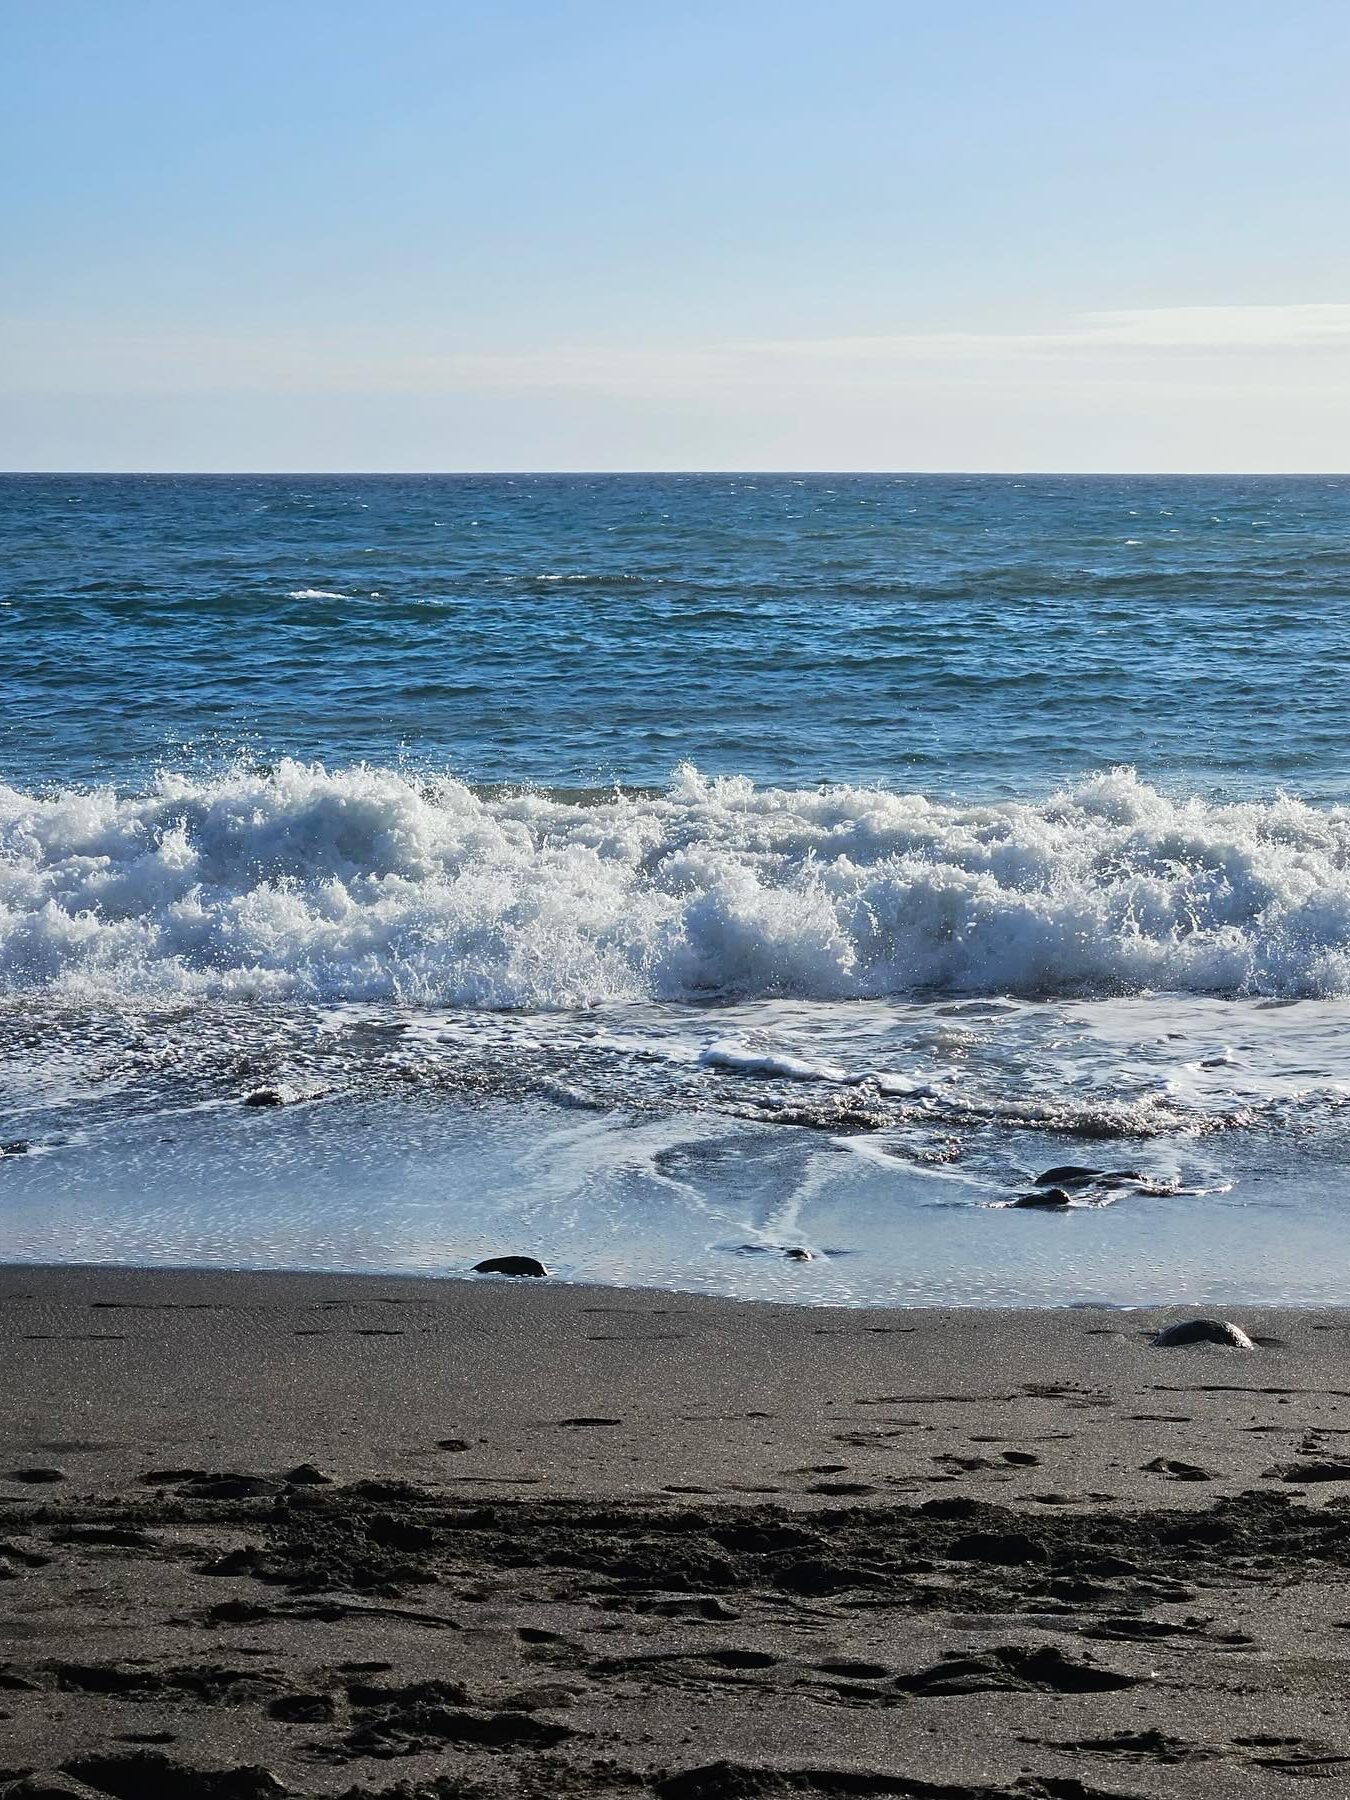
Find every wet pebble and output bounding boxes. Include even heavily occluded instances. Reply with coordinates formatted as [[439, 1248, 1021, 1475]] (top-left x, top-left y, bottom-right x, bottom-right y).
[[474, 1255, 550, 1278], [1153, 1318, 1255, 1349]]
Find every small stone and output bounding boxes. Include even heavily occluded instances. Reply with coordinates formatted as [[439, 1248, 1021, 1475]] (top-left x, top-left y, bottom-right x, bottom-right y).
[[283, 1463, 330, 1487], [1153, 1318, 1256, 1349], [473, 1255, 549, 1278], [1013, 1187, 1072, 1208], [242, 1088, 285, 1107], [1143, 1456, 1211, 1480]]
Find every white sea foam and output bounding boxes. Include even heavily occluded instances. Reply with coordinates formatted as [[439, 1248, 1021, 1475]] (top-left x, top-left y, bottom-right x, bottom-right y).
[[700, 1041, 847, 1082], [5, 762, 1350, 1006], [287, 588, 350, 600]]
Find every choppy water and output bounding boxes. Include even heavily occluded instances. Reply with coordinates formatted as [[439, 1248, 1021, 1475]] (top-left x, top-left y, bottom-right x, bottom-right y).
[[3, 474, 1350, 1303]]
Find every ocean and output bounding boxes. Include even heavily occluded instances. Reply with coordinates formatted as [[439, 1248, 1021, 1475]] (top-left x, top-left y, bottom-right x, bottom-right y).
[[3, 472, 1350, 1304]]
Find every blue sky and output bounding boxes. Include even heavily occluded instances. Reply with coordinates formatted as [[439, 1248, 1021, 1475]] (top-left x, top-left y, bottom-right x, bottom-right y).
[[4, 0, 1349, 470]]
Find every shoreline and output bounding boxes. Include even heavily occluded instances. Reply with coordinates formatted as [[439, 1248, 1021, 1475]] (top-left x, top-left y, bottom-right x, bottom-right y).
[[4, 1253, 1350, 1316], [5, 1265, 1350, 1794], [7, 1255, 1350, 1311]]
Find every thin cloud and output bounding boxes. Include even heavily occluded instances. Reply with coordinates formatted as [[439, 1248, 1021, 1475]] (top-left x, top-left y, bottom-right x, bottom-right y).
[[751, 305, 1350, 364], [4, 304, 1350, 397]]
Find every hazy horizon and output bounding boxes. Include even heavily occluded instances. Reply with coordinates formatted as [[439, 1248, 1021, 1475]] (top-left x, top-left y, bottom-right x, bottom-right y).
[[6, 467, 1350, 479]]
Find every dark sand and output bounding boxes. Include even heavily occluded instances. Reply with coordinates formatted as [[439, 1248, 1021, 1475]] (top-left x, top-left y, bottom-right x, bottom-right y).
[[4, 1267, 1350, 1798]]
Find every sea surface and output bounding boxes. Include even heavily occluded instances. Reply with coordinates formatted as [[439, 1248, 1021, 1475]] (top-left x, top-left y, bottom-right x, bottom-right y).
[[3, 473, 1350, 1304]]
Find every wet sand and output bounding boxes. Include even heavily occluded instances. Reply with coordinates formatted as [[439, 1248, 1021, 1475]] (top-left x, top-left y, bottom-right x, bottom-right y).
[[3, 1266, 1350, 1797]]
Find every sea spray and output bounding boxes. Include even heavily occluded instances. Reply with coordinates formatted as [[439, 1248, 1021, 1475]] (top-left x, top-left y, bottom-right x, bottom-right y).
[[4, 762, 1350, 1006]]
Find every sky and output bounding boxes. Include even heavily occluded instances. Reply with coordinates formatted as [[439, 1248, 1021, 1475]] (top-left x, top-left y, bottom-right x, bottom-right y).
[[3, 0, 1350, 472]]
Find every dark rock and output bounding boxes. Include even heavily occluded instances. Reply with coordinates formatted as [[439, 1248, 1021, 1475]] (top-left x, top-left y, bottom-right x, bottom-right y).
[[283, 1464, 330, 1487], [0, 1141, 30, 1157], [1013, 1187, 1072, 1208], [1143, 1457, 1212, 1481], [241, 1089, 285, 1108], [783, 1247, 814, 1261], [473, 1255, 549, 1278], [1033, 1165, 1103, 1186], [5, 1468, 65, 1485], [1153, 1319, 1255, 1349]]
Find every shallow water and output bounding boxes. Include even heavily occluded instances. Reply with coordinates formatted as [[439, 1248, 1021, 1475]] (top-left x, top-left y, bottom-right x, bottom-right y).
[[3, 982, 1349, 1305], [3, 474, 1350, 1301]]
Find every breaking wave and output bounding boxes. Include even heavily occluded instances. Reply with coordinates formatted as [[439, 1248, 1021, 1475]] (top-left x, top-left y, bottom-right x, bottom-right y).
[[4, 762, 1350, 1007]]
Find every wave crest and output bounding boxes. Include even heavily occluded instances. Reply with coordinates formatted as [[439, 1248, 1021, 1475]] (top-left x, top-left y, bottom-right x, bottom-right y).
[[3, 762, 1350, 1006]]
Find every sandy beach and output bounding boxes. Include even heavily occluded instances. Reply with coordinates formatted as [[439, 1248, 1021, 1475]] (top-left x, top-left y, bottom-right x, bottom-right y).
[[3, 1268, 1349, 1797]]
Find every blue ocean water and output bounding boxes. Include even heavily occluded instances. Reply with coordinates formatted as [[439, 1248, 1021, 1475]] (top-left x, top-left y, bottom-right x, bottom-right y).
[[5, 472, 1350, 796], [3, 473, 1350, 1304]]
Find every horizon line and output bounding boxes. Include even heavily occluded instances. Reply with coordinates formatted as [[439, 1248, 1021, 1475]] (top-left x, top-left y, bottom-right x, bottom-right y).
[[3, 468, 1349, 480]]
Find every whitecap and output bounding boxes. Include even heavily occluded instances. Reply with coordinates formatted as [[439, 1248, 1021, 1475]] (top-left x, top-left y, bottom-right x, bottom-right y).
[[4, 761, 1350, 1009]]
